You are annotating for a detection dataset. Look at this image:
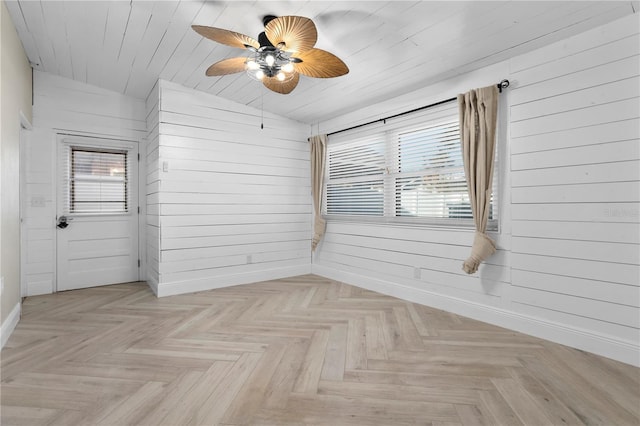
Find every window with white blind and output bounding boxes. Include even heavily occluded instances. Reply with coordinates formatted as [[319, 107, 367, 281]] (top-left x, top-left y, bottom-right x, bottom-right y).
[[326, 135, 386, 216], [324, 100, 497, 228], [60, 145, 131, 214]]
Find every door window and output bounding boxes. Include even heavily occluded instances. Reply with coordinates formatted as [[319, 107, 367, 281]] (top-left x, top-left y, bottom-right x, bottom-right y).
[[62, 147, 130, 214]]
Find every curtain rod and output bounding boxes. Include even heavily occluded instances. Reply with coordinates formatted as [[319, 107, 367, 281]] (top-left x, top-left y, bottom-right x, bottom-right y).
[[326, 79, 510, 137]]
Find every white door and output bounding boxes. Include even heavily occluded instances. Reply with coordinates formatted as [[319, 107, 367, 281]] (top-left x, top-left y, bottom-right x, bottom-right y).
[[56, 135, 139, 291]]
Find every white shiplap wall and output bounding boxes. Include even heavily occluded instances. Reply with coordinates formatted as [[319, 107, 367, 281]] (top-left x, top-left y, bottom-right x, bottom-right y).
[[314, 13, 639, 366], [23, 71, 146, 296], [508, 13, 640, 359], [146, 81, 161, 292], [153, 81, 312, 296]]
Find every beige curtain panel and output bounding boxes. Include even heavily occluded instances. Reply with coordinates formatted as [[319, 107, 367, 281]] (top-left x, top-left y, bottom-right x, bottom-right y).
[[309, 134, 327, 251], [458, 85, 499, 274]]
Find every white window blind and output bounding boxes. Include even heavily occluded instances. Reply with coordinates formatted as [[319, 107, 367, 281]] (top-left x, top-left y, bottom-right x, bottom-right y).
[[325, 100, 498, 228], [60, 144, 131, 214], [326, 135, 386, 216]]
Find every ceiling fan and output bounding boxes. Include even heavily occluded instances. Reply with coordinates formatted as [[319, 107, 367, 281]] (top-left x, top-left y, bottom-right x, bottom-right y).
[[192, 15, 349, 95]]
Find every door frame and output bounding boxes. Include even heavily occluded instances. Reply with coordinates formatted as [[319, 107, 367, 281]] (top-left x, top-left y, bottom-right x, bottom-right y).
[[53, 132, 142, 292], [19, 113, 33, 297]]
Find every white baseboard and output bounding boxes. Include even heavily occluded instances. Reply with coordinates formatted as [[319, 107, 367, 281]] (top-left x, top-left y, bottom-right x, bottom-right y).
[[1, 302, 21, 350], [156, 264, 312, 297], [312, 264, 640, 367]]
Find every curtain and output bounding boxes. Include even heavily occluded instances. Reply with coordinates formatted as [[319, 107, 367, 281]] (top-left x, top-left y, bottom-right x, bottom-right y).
[[458, 85, 499, 274], [310, 134, 327, 251]]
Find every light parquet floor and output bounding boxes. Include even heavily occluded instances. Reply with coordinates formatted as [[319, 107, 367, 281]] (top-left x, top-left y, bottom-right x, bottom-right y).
[[1, 274, 639, 425]]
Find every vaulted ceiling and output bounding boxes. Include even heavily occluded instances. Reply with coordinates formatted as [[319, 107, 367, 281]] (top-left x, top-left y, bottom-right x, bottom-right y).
[[5, 1, 637, 124]]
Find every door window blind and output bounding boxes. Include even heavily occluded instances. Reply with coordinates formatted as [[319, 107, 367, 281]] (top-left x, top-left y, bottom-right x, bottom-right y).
[[60, 145, 130, 214]]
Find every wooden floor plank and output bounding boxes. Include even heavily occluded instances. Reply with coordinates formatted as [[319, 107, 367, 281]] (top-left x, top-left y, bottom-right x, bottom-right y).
[[94, 381, 166, 426], [491, 378, 554, 425], [477, 389, 525, 426], [154, 360, 235, 425], [320, 323, 348, 381], [134, 371, 204, 426], [221, 343, 287, 423], [292, 329, 331, 394], [1, 274, 638, 426], [454, 403, 496, 426], [519, 351, 639, 426], [507, 366, 585, 425]]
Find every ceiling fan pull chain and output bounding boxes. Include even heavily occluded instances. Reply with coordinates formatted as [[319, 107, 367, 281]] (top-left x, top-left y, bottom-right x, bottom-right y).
[[261, 89, 264, 129]]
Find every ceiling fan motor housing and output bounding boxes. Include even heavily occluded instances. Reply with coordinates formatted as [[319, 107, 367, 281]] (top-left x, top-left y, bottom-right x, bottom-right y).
[[258, 31, 273, 48]]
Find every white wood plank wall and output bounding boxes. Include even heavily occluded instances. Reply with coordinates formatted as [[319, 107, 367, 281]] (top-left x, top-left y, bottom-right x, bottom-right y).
[[153, 81, 312, 296], [508, 13, 639, 356], [145, 81, 160, 292], [23, 71, 146, 296], [313, 13, 639, 365]]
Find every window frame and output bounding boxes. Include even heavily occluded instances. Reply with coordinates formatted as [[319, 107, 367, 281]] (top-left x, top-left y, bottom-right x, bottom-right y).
[[69, 147, 129, 214], [58, 136, 136, 218], [322, 100, 499, 231]]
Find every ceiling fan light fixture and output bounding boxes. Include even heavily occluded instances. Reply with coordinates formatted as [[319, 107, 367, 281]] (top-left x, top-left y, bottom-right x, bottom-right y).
[[193, 15, 348, 94], [282, 62, 294, 73], [265, 54, 276, 66], [245, 46, 296, 83]]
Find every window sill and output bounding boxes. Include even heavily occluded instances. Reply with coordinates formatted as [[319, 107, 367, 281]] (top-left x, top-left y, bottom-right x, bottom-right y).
[[323, 215, 499, 233]]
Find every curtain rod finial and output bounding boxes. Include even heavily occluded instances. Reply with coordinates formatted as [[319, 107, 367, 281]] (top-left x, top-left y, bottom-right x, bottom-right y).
[[497, 79, 510, 93]]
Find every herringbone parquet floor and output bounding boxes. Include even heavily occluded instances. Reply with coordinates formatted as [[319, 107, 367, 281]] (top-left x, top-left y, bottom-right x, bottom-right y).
[[1, 274, 638, 425]]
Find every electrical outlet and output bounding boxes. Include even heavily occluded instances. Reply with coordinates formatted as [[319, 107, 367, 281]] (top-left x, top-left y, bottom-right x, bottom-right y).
[[246, 255, 252, 264], [162, 161, 169, 172]]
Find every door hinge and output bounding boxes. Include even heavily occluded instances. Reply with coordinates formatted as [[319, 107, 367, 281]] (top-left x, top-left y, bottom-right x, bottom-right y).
[[137, 153, 140, 162], [138, 259, 141, 268], [137, 206, 140, 214]]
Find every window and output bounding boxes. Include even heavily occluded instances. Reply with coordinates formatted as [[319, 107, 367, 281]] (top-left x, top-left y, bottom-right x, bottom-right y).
[[326, 135, 386, 216], [324, 100, 497, 228], [62, 146, 130, 214]]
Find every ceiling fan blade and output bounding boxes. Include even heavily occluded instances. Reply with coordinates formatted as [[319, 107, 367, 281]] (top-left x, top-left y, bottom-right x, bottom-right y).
[[293, 48, 349, 78], [262, 72, 300, 94], [192, 25, 259, 50], [265, 16, 317, 53], [206, 57, 247, 76]]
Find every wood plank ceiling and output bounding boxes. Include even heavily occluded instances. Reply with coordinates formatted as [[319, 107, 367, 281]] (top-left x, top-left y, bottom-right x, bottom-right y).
[[5, 1, 637, 124]]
